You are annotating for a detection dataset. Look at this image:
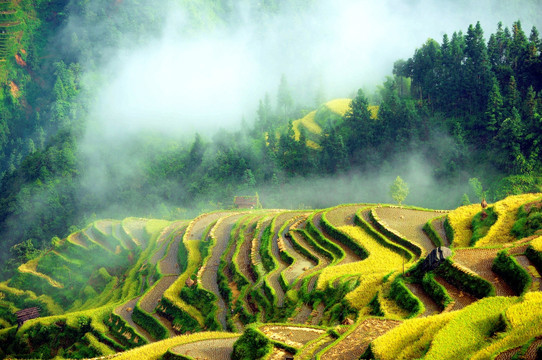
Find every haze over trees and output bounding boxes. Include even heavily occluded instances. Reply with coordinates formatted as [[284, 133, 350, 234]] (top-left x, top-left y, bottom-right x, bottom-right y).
[[0, 0, 540, 278]]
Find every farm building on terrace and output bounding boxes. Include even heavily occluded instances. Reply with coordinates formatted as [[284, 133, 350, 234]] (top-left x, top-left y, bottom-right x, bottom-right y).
[[422, 247, 452, 272], [15, 307, 40, 329], [233, 195, 261, 209]]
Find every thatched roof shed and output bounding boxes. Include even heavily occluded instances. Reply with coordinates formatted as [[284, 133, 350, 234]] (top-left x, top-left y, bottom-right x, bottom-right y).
[[234, 195, 261, 209], [15, 307, 40, 328]]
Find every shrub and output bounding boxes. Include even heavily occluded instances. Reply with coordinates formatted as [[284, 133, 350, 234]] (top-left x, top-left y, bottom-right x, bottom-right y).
[[435, 259, 495, 298], [470, 207, 498, 246], [422, 272, 453, 310], [492, 251, 531, 295], [132, 304, 167, 340], [526, 245, 542, 272], [389, 277, 424, 318], [368, 292, 384, 316], [231, 327, 273, 360], [422, 220, 444, 247]]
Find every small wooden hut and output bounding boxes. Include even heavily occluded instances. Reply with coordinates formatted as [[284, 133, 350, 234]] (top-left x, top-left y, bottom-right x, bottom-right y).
[[15, 307, 40, 329], [233, 194, 261, 209]]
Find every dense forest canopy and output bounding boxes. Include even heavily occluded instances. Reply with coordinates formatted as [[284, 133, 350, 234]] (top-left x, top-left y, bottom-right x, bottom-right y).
[[0, 0, 541, 276]]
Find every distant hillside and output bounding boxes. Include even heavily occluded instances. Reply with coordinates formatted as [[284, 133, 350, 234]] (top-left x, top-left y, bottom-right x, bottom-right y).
[[0, 194, 541, 358]]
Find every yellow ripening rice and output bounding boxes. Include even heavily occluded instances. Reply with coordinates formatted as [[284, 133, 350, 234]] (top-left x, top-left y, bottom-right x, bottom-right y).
[[325, 98, 352, 116], [293, 110, 322, 141], [446, 204, 481, 248], [506, 292, 542, 327], [317, 226, 405, 309], [424, 296, 516, 360], [113, 332, 239, 360], [372, 312, 457, 360], [470, 293, 542, 359], [476, 193, 542, 247], [532, 236, 542, 251], [368, 105, 379, 119]]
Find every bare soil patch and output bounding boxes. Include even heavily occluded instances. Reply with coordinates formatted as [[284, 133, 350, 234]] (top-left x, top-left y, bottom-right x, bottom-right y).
[[170, 337, 239, 360], [405, 282, 440, 316], [374, 207, 442, 254], [113, 297, 154, 343], [325, 205, 366, 227], [159, 225, 187, 275], [434, 276, 476, 311], [454, 248, 516, 296], [496, 337, 542, 360], [140, 275, 177, 313], [322, 318, 402, 360], [260, 325, 325, 348]]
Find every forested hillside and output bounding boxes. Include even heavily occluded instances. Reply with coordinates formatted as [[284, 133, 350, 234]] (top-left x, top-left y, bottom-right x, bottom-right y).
[[0, 0, 541, 281]]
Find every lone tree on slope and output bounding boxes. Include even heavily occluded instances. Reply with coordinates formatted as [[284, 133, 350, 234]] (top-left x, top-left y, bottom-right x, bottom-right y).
[[390, 176, 409, 205]]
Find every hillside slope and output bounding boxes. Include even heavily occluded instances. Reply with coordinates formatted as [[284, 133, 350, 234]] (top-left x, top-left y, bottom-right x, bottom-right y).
[[0, 194, 541, 359]]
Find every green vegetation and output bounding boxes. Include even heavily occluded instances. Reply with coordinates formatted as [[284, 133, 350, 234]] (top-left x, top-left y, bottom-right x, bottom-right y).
[[511, 200, 542, 239], [435, 259, 495, 299], [492, 251, 532, 295], [390, 176, 409, 205], [470, 207, 498, 246], [0, 0, 541, 357]]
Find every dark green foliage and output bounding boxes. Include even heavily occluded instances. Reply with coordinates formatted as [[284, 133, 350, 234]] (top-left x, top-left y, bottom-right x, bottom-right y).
[[422, 272, 453, 309], [156, 297, 200, 334], [368, 292, 384, 316], [259, 225, 276, 272], [436, 259, 495, 298], [132, 304, 168, 341], [444, 217, 455, 246], [470, 207, 498, 246], [492, 251, 531, 295], [320, 212, 369, 259], [389, 277, 424, 318], [179, 285, 220, 330], [423, 220, 444, 247], [526, 245, 542, 272], [511, 201, 542, 239], [105, 313, 145, 348], [232, 327, 273, 360]]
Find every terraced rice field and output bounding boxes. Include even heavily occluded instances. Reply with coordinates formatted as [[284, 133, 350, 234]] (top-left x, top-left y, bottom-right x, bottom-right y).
[[322, 318, 402, 359], [453, 248, 516, 296], [373, 207, 443, 254], [313, 211, 360, 264], [4, 195, 542, 360], [169, 337, 239, 360]]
